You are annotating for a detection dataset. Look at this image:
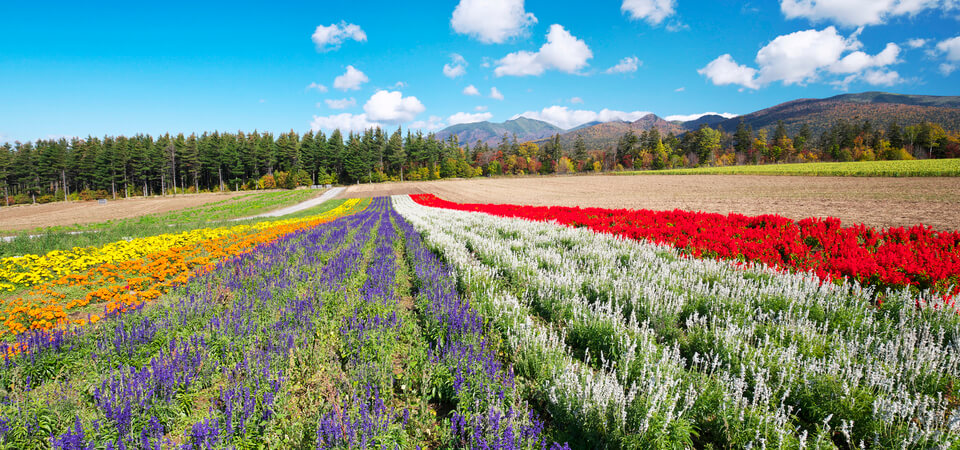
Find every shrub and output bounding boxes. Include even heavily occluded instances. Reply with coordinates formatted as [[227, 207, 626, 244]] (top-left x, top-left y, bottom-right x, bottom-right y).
[[258, 174, 276, 189], [13, 193, 31, 205], [294, 170, 312, 186]]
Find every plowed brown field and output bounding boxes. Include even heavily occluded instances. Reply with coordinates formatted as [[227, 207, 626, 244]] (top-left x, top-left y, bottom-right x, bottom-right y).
[[0, 192, 248, 232]]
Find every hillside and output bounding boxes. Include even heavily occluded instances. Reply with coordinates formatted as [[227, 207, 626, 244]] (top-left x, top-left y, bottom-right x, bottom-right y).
[[441, 92, 960, 150], [715, 94, 960, 136], [830, 92, 960, 109], [678, 114, 729, 130], [538, 114, 688, 149], [435, 117, 563, 146]]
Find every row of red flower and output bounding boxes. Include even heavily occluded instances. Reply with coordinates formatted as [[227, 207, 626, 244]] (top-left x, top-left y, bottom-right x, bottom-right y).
[[411, 194, 960, 297]]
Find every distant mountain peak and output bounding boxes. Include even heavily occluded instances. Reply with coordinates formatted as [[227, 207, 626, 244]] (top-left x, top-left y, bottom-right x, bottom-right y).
[[440, 91, 960, 150], [436, 117, 562, 146]]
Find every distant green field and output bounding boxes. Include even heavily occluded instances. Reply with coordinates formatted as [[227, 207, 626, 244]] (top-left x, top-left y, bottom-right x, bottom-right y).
[[0, 190, 330, 258], [618, 159, 960, 177]]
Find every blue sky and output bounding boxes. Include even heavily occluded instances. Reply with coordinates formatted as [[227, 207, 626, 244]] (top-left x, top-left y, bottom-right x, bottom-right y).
[[1, 0, 959, 142]]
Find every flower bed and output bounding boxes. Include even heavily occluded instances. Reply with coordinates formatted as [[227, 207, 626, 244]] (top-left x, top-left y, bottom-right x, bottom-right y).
[[411, 194, 960, 300], [0, 200, 364, 339], [394, 194, 960, 448]]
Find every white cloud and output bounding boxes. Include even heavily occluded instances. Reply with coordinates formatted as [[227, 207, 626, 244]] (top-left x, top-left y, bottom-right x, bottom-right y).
[[828, 42, 900, 74], [312, 21, 367, 52], [463, 85, 481, 96], [443, 54, 468, 78], [333, 65, 369, 91], [490, 87, 504, 100], [475, 105, 488, 111], [700, 27, 902, 89], [780, 0, 954, 27], [907, 38, 929, 48], [325, 98, 357, 109], [937, 36, 960, 61], [664, 112, 739, 122], [495, 24, 593, 76], [448, 112, 494, 125], [570, 96, 584, 104], [698, 54, 760, 89], [940, 63, 957, 75], [363, 90, 426, 123], [605, 56, 641, 74], [862, 69, 901, 85], [451, 0, 537, 43], [674, 87, 685, 92], [755, 27, 855, 84], [306, 82, 328, 92], [495, 51, 543, 76], [442, 65, 466, 78], [410, 116, 446, 132], [393, 81, 407, 89], [621, 0, 677, 25], [514, 106, 653, 129], [310, 113, 380, 132]]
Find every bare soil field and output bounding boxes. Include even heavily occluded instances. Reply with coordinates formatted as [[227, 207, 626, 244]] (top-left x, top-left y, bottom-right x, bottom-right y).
[[341, 175, 960, 231], [0, 192, 248, 232]]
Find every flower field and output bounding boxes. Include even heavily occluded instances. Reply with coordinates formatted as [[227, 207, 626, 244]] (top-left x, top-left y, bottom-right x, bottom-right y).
[[393, 195, 960, 448], [411, 194, 960, 302], [1, 195, 958, 449], [0, 199, 365, 338]]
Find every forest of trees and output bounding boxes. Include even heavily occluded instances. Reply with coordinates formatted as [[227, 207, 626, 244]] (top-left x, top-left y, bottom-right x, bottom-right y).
[[1, 119, 958, 206], [0, 128, 480, 205], [606, 119, 960, 172]]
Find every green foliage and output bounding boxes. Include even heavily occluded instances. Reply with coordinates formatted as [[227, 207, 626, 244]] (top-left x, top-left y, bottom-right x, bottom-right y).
[[619, 158, 960, 177]]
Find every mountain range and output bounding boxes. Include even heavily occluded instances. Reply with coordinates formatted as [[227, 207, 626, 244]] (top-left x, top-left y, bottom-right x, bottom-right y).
[[435, 91, 960, 150]]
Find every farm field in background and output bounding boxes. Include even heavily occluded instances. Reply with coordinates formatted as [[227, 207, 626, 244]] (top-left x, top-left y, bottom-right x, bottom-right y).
[[0, 192, 958, 449], [620, 158, 960, 177], [0, 190, 327, 258], [0, 189, 323, 234]]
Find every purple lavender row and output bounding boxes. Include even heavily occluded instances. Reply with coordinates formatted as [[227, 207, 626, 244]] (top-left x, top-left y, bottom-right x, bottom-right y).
[[317, 198, 409, 448], [180, 204, 383, 449], [393, 204, 568, 449], [35, 205, 377, 448]]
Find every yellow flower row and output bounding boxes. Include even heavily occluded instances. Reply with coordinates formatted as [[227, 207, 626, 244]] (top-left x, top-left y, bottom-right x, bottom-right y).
[[0, 200, 361, 292], [1, 199, 365, 341]]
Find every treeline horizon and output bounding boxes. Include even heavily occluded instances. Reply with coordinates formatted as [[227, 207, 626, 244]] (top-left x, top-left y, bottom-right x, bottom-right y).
[[0, 118, 958, 206]]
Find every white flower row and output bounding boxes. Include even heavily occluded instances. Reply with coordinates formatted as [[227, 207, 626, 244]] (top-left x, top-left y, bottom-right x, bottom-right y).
[[392, 195, 960, 448]]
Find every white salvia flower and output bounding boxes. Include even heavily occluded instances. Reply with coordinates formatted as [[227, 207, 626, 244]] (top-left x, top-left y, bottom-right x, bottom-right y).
[[391, 195, 960, 445]]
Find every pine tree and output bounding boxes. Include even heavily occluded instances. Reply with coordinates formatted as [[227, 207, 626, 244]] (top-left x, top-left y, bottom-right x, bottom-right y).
[[795, 124, 811, 153], [573, 134, 588, 163], [385, 126, 405, 179], [325, 129, 345, 181], [734, 120, 752, 153], [0, 143, 12, 205], [886, 121, 904, 149], [343, 132, 365, 183]]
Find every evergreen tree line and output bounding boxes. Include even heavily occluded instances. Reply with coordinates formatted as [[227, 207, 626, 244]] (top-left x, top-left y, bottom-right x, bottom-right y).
[[0, 128, 480, 205], [1, 119, 958, 205]]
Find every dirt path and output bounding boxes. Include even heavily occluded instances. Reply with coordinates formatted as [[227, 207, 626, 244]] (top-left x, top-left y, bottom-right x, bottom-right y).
[[340, 175, 960, 231], [236, 187, 344, 219], [0, 192, 249, 232]]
